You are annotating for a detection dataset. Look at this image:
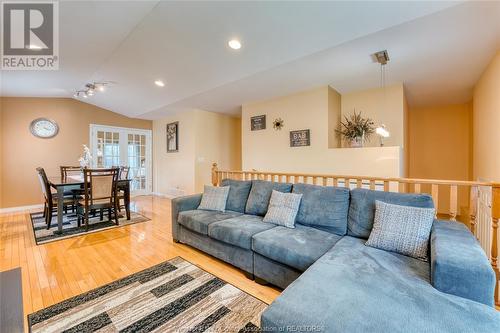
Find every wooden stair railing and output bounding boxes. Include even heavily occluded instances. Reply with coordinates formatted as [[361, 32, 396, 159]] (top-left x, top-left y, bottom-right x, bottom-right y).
[[211, 163, 500, 306]]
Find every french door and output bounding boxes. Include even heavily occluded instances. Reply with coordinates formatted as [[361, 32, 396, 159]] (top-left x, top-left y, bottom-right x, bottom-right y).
[[89, 124, 152, 194]]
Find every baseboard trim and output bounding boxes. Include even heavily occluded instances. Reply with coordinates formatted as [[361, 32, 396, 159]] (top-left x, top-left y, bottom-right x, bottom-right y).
[[152, 192, 176, 199], [0, 204, 44, 214]]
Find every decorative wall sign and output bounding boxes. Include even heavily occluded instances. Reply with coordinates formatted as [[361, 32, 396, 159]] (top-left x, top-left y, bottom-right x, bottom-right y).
[[251, 115, 266, 131], [290, 129, 310, 147], [166, 122, 179, 153], [273, 118, 284, 131]]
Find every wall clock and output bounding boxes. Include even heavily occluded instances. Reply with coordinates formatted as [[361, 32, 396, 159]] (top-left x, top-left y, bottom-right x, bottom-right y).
[[29, 118, 59, 138]]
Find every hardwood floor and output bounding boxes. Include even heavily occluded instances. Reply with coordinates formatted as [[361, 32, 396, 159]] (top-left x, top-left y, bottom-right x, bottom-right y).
[[0, 195, 281, 332]]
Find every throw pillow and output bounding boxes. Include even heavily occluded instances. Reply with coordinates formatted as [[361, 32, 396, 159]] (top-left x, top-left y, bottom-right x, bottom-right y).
[[366, 200, 435, 261], [198, 185, 230, 212], [263, 190, 303, 228]]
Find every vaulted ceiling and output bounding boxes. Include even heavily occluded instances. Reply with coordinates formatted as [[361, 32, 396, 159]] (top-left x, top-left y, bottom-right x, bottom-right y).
[[1, 1, 499, 119]]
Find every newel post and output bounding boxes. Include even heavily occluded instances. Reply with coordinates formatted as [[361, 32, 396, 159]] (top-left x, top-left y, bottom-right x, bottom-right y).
[[211, 163, 218, 186], [492, 183, 500, 306]]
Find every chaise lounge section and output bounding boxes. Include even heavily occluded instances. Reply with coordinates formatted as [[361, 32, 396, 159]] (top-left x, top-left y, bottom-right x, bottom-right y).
[[171, 179, 500, 332]]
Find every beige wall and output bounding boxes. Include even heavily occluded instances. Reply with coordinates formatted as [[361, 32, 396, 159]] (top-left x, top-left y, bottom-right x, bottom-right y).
[[153, 109, 241, 196], [242, 86, 403, 177], [153, 111, 197, 196], [194, 110, 241, 193], [327, 86, 341, 148], [341, 83, 405, 148], [0, 97, 152, 208], [473, 51, 500, 182]]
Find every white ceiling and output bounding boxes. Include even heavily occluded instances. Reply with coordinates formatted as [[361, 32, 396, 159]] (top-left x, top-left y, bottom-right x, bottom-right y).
[[2, 1, 499, 119]]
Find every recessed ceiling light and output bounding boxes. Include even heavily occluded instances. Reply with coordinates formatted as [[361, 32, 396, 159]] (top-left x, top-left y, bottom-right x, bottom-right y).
[[155, 80, 165, 87], [228, 39, 241, 50]]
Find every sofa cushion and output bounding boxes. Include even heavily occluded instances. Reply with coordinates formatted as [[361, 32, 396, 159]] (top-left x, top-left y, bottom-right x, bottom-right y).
[[261, 236, 500, 333], [366, 201, 435, 261], [208, 214, 275, 250], [263, 190, 302, 228], [431, 220, 496, 306], [220, 179, 252, 213], [252, 225, 342, 271], [178, 209, 242, 235], [292, 183, 350, 235], [198, 185, 230, 212], [348, 188, 434, 239], [245, 180, 292, 216]]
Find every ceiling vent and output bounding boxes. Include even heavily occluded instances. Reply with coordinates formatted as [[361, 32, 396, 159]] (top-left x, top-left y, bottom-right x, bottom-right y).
[[371, 50, 390, 65]]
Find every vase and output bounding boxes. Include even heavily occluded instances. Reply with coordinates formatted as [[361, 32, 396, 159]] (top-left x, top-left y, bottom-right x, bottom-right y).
[[350, 136, 364, 148]]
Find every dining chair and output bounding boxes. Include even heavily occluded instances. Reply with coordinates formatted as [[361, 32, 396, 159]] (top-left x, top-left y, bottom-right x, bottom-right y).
[[76, 168, 120, 231], [36, 167, 77, 229], [60, 166, 81, 180], [112, 166, 130, 212]]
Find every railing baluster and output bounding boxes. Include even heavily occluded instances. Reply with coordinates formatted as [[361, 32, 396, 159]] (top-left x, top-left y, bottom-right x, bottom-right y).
[[432, 184, 439, 218], [370, 180, 376, 190], [470, 186, 478, 236], [492, 183, 500, 306], [450, 185, 458, 221], [414, 183, 421, 193]]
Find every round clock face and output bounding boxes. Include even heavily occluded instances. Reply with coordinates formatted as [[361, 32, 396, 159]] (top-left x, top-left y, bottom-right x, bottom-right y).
[[30, 118, 59, 138]]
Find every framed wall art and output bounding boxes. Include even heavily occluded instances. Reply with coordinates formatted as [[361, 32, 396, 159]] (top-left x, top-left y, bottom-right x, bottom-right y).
[[166, 122, 179, 153]]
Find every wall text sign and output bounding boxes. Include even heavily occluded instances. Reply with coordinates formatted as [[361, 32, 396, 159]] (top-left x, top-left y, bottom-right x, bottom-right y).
[[251, 115, 266, 131], [290, 129, 310, 147]]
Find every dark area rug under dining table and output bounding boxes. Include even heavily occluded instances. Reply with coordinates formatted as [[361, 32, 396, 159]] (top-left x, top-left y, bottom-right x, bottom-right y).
[[29, 210, 150, 244]]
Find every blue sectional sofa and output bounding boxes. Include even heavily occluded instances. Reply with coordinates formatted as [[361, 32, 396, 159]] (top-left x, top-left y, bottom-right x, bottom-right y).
[[171, 179, 500, 332]]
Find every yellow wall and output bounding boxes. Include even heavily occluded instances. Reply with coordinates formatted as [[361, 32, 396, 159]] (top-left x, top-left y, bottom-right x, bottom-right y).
[[0, 97, 152, 208], [153, 109, 241, 196], [242, 86, 403, 177], [341, 83, 405, 148], [408, 102, 473, 216], [408, 103, 472, 181], [473, 51, 500, 182]]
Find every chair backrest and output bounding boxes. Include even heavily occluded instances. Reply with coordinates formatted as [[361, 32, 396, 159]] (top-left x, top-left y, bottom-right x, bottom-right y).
[[120, 166, 130, 180], [36, 167, 52, 202], [112, 165, 131, 180], [82, 168, 119, 206], [60, 166, 81, 180]]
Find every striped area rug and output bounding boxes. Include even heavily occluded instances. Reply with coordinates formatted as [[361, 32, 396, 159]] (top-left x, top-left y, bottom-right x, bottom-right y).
[[28, 257, 267, 332]]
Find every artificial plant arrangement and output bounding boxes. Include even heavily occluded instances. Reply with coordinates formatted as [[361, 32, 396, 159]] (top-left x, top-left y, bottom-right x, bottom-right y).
[[336, 111, 375, 147]]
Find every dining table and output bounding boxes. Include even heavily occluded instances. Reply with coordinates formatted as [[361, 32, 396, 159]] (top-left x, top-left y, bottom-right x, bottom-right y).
[[47, 175, 131, 234]]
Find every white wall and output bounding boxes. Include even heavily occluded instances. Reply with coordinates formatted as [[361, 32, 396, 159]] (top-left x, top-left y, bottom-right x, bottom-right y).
[[242, 86, 403, 177]]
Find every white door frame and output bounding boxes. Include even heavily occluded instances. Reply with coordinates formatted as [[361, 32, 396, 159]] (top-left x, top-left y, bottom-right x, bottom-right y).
[[89, 124, 153, 194]]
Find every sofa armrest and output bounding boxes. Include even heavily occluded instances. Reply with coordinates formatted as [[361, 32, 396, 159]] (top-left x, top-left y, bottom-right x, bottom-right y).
[[430, 220, 496, 306], [171, 194, 202, 241]]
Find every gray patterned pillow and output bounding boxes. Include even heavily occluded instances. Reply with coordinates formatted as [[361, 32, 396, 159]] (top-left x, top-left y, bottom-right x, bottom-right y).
[[198, 185, 230, 212], [263, 190, 303, 228], [366, 200, 435, 261]]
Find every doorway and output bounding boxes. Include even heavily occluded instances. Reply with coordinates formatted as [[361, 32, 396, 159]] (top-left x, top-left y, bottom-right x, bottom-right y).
[[89, 124, 152, 194]]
